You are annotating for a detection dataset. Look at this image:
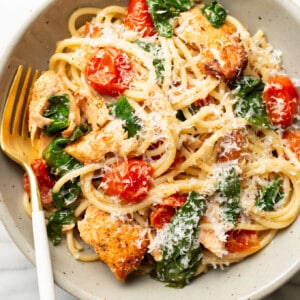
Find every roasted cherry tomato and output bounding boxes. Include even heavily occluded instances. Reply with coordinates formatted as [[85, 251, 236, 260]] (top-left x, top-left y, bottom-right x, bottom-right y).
[[101, 159, 153, 203], [23, 159, 55, 205], [85, 47, 134, 96], [161, 193, 186, 208], [283, 130, 300, 160], [263, 76, 299, 127], [217, 129, 245, 162], [193, 96, 210, 107], [150, 205, 176, 229], [124, 0, 156, 37], [84, 22, 101, 37], [225, 230, 260, 253], [150, 194, 186, 229]]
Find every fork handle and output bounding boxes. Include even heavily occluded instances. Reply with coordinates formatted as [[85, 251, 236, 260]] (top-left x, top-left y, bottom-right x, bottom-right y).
[[32, 210, 56, 300]]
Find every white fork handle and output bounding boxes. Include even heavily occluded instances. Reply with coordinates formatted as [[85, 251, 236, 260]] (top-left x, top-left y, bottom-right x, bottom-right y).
[[32, 210, 56, 300]]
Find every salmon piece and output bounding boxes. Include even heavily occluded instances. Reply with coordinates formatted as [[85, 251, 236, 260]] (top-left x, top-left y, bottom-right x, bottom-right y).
[[175, 6, 248, 81], [29, 70, 80, 141], [65, 119, 138, 163], [78, 205, 149, 281]]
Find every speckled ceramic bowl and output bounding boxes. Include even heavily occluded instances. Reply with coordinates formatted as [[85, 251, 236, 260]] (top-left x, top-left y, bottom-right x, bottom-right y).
[[1, 1, 300, 299]]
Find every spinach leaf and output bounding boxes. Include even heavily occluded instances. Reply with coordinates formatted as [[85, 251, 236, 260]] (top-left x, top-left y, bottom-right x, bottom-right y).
[[232, 75, 271, 129], [256, 177, 284, 211], [146, 0, 195, 38], [216, 166, 241, 225], [43, 94, 70, 136], [110, 96, 141, 137], [43, 124, 88, 207], [47, 208, 76, 245], [201, 1, 227, 28], [134, 40, 165, 84], [151, 191, 207, 288], [176, 110, 186, 121]]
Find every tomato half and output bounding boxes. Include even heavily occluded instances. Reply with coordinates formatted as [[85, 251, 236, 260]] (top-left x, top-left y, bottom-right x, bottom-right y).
[[23, 159, 55, 205], [150, 194, 186, 229], [225, 230, 260, 253], [283, 130, 300, 160], [150, 205, 176, 229], [85, 47, 134, 96], [84, 22, 101, 38], [124, 0, 156, 37], [263, 76, 299, 127], [101, 159, 153, 203]]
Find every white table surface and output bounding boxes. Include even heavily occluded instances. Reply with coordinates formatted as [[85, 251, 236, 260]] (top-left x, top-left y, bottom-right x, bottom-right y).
[[1, 1, 300, 299]]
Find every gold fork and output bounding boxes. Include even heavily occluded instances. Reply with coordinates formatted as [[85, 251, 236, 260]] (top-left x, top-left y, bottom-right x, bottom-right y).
[[0, 65, 55, 300]]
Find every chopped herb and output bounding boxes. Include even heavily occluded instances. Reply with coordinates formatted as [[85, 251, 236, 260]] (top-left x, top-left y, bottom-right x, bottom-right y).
[[110, 96, 141, 137], [151, 191, 207, 288], [216, 165, 241, 225], [43, 94, 70, 136], [232, 75, 271, 129], [146, 0, 195, 38], [201, 1, 227, 28], [256, 177, 284, 211]]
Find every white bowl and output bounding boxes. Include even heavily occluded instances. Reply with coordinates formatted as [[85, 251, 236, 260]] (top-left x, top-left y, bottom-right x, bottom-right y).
[[1, 1, 300, 299]]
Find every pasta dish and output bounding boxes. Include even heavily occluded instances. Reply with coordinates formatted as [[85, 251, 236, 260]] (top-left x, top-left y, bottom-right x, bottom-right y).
[[23, 0, 300, 287]]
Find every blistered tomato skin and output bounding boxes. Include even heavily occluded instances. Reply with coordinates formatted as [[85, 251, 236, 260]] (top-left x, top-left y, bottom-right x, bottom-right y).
[[124, 0, 156, 37], [225, 230, 260, 253], [150, 194, 186, 229], [101, 159, 153, 203], [23, 159, 55, 205], [85, 47, 134, 97], [263, 76, 300, 127], [283, 130, 300, 160]]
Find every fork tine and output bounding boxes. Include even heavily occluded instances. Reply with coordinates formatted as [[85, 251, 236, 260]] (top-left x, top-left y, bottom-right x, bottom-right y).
[[12, 66, 33, 136], [20, 69, 40, 137], [0, 65, 24, 148]]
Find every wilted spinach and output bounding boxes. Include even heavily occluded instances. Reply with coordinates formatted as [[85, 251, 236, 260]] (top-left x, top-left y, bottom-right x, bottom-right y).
[[201, 1, 227, 28], [43, 124, 88, 208], [146, 0, 195, 38], [232, 75, 271, 129], [110, 96, 141, 137], [256, 177, 284, 211], [43, 94, 70, 136], [216, 166, 241, 225], [47, 208, 76, 245], [134, 40, 165, 84], [151, 191, 207, 288]]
